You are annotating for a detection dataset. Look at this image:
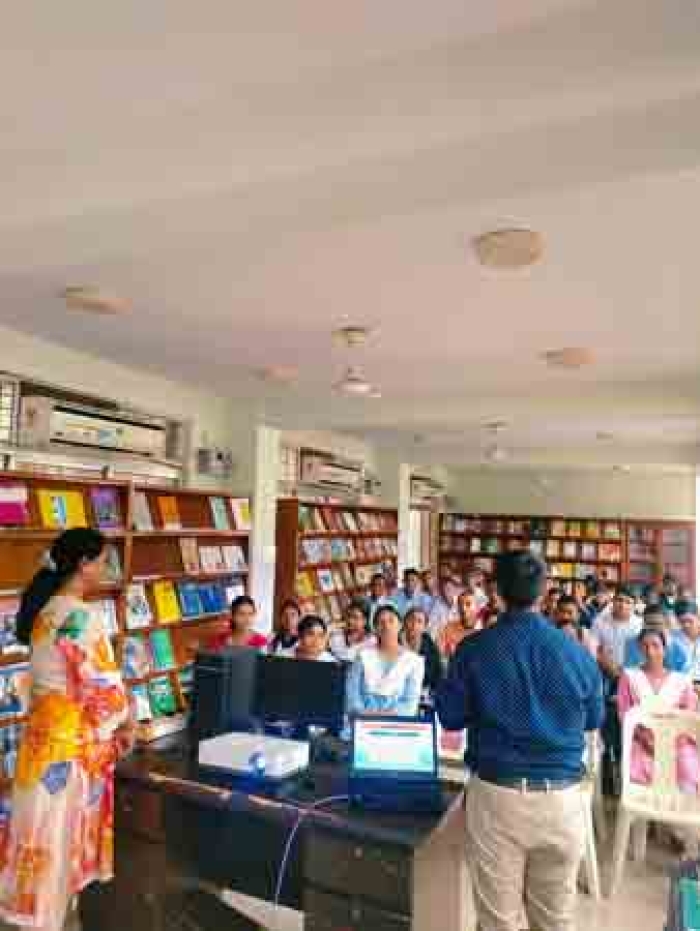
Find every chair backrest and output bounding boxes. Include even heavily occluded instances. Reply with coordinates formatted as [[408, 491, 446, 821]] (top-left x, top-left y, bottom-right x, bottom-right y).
[[621, 707, 700, 823]]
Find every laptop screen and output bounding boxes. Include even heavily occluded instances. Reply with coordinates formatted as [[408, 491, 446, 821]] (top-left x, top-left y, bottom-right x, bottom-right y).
[[352, 718, 437, 779]]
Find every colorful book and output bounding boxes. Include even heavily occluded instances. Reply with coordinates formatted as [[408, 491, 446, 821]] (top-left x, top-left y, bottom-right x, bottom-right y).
[[178, 665, 195, 701], [149, 629, 177, 671], [157, 496, 181, 531], [102, 545, 123, 584], [317, 569, 335, 594], [221, 544, 247, 573], [0, 484, 29, 527], [152, 580, 181, 624], [132, 491, 153, 531], [90, 487, 121, 529], [229, 498, 251, 531], [177, 582, 203, 618], [148, 676, 178, 717], [581, 543, 597, 561], [567, 521, 582, 538], [121, 636, 151, 680], [0, 595, 27, 656], [90, 598, 119, 637], [126, 583, 153, 630], [209, 496, 230, 531], [199, 583, 227, 614], [550, 520, 567, 537], [562, 541, 578, 560], [131, 683, 153, 722], [179, 538, 201, 574], [0, 663, 31, 720], [37, 490, 68, 528], [599, 543, 622, 563], [603, 522, 622, 540], [224, 580, 245, 604], [545, 539, 561, 558], [199, 545, 226, 574], [584, 521, 601, 539], [298, 505, 313, 532]]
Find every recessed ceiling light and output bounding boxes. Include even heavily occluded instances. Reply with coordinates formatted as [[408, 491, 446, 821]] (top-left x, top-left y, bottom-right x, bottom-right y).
[[472, 228, 544, 269], [542, 347, 595, 369], [62, 286, 131, 315]]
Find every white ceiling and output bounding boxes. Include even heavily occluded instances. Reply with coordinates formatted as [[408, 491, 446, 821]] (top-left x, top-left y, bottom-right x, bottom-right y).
[[1, 0, 699, 467]]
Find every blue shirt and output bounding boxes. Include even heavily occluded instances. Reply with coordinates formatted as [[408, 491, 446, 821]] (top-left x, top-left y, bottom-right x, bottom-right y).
[[436, 610, 604, 781], [623, 637, 688, 673], [393, 590, 433, 620]]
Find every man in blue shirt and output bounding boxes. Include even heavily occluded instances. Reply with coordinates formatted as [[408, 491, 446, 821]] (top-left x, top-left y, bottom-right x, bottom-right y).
[[393, 568, 433, 619], [436, 551, 603, 931]]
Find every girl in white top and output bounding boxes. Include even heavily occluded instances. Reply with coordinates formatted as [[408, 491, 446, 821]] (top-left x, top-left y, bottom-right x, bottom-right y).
[[278, 614, 336, 663], [329, 600, 376, 663], [347, 605, 424, 717]]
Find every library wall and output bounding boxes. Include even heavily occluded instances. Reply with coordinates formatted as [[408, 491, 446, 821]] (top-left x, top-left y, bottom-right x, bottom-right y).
[[449, 466, 696, 521]]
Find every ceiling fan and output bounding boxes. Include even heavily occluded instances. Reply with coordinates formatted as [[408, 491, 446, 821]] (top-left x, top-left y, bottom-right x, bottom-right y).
[[332, 326, 381, 398]]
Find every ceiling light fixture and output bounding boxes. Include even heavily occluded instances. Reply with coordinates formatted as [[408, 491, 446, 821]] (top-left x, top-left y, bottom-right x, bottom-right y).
[[334, 367, 374, 396], [332, 325, 372, 348], [542, 347, 595, 370], [473, 228, 544, 269], [483, 421, 508, 463], [332, 324, 381, 398], [62, 286, 131, 316]]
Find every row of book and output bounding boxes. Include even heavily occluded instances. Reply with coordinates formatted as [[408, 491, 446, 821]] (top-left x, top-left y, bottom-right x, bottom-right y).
[[126, 578, 243, 628], [122, 630, 179, 679], [297, 560, 395, 598], [297, 592, 354, 624], [133, 492, 251, 533], [549, 562, 620, 582], [442, 515, 622, 540], [178, 539, 247, 575], [131, 673, 187, 722], [298, 505, 397, 535], [442, 536, 623, 563], [298, 536, 398, 566]]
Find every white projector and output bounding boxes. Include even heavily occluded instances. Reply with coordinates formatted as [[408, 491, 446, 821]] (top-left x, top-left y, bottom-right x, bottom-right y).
[[198, 732, 310, 781]]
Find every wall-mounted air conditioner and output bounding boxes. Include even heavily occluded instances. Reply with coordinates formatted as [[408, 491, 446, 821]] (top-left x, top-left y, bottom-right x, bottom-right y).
[[299, 449, 364, 493], [410, 475, 446, 505], [19, 396, 169, 459]]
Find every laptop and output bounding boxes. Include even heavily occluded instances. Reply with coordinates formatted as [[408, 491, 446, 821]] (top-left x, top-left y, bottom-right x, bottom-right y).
[[349, 716, 443, 813]]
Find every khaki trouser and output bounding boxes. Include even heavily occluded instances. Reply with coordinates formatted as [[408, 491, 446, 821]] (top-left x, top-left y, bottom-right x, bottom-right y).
[[466, 777, 587, 931]]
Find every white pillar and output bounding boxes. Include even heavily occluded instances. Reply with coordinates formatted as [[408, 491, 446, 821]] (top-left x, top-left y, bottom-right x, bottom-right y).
[[696, 471, 700, 595], [250, 424, 281, 635], [397, 463, 413, 576]]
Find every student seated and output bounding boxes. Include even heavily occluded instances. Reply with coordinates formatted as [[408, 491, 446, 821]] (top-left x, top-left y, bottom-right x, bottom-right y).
[[402, 608, 443, 697], [366, 573, 397, 628], [437, 588, 481, 659], [623, 605, 687, 672], [207, 595, 268, 651], [541, 586, 563, 618], [329, 599, 375, 662], [268, 598, 301, 655], [278, 615, 336, 662], [346, 606, 425, 718], [673, 598, 700, 682], [427, 575, 461, 639], [393, 568, 433, 619], [554, 595, 598, 657]]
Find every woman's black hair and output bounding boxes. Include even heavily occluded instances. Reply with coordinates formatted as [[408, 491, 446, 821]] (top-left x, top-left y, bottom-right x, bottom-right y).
[[639, 626, 667, 648], [16, 528, 106, 646], [298, 614, 328, 637], [403, 607, 428, 627], [279, 598, 301, 616], [230, 594, 256, 615], [374, 604, 403, 637]]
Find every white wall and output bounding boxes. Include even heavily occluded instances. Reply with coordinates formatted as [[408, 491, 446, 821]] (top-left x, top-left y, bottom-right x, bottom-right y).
[[449, 465, 696, 520]]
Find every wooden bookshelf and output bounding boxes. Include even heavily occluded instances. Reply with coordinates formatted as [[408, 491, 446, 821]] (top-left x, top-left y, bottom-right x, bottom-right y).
[[439, 512, 696, 595], [0, 470, 252, 774], [275, 499, 398, 625]]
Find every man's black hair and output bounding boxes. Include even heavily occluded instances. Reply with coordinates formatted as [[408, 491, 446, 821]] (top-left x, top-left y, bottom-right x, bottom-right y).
[[495, 551, 547, 610]]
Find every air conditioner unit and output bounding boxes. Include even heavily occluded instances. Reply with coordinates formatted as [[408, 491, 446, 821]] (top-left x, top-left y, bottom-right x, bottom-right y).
[[410, 475, 445, 504], [19, 396, 168, 459], [299, 449, 364, 493]]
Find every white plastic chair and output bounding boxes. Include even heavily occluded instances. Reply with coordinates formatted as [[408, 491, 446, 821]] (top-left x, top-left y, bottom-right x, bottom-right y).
[[580, 732, 604, 901], [610, 707, 700, 897]]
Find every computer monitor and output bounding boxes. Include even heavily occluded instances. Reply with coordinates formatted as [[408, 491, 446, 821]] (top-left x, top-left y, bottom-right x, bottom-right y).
[[190, 647, 259, 743], [253, 655, 347, 730], [351, 717, 438, 782]]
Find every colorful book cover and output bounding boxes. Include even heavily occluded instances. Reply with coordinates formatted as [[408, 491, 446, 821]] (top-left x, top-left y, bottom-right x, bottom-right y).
[[177, 582, 203, 618], [133, 491, 153, 531], [224, 580, 245, 604], [179, 538, 200, 574], [581, 542, 597, 561], [102, 545, 123, 584], [121, 636, 151, 680], [199, 583, 226, 614], [149, 629, 177, 671], [567, 521, 582, 538], [584, 520, 601, 539], [37, 489, 68, 528], [131, 683, 153, 722], [562, 541, 578, 560], [549, 520, 566, 537], [221, 544, 247, 572], [178, 665, 195, 701], [310, 508, 326, 533], [0, 595, 27, 656], [0, 484, 29, 527], [209, 497, 230, 531], [90, 487, 121, 529], [229, 498, 251, 531], [545, 539, 561, 558], [296, 572, 315, 598], [152, 580, 181, 624], [0, 664, 31, 720], [599, 543, 622, 563], [126, 583, 153, 630], [90, 598, 119, 637], [603, 522, 622, 540], [147, 676, 178, 717], [157, 496, 181, 530], [298, 505, 313, 532], [199, 545, 225, 574], [317, 569, 335, 593]]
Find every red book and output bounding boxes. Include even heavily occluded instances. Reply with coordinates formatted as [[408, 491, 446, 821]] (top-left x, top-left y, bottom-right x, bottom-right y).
[[0, 484, 29, 526]]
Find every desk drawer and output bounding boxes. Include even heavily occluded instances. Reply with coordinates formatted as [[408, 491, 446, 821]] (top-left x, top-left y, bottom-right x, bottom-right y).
[[305, 830, 411, 913], [305, 887, 410, 931], [116, 783, 165, 843]]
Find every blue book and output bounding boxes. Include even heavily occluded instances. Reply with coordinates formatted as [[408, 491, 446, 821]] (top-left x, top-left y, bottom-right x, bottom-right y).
[[177, 582, 203, 618], [198, 583, 220, 615]]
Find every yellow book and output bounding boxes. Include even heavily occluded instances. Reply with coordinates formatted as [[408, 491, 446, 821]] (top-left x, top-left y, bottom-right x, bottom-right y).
[[37, 489, 86, 528], [152, 580, 181, 624]]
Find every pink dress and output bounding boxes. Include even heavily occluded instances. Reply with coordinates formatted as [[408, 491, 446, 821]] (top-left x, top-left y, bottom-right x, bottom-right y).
[[617, 668, 699, 792]]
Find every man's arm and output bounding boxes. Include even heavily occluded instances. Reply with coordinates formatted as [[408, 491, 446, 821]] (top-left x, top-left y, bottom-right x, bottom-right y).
[[435, 647, 471, 732]]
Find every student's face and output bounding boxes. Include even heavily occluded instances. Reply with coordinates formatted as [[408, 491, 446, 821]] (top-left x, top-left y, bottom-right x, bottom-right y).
[[555, 603, 579, 627], [594, 590, 611, 608], [422, 571, 435, 593], [404, 612, 427, 641], [458, 594, 478, 627], [371, 578, 387, 599], [376, 611, 401, 645], [345, 608, 366, 637], [405, 573, 420, 595], [641, 633, 665, 666], [232, 603, 255, 632], [612, 595, 634, 622], [79, 549, 108, 594], [680, 614, 700, 640], [663, 579, 678, 597], [281, 606, 300, 636], [299, 625, 328, 658]]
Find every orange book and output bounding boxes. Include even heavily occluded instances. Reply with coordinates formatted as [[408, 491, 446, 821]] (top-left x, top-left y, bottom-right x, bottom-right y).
[[157, 496, 181, 530]]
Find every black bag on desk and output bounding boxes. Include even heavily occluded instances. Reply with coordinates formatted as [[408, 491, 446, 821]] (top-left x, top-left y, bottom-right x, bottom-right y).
[[189, 648, 259, 744]]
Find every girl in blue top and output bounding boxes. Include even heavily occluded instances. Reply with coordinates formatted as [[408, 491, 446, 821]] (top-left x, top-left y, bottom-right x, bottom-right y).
[[346, 605, 424, 717]]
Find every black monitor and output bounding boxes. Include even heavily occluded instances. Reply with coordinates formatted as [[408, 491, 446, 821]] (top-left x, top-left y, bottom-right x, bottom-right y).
[[190, 647, 259, 743], [253, 655, 347, 731]]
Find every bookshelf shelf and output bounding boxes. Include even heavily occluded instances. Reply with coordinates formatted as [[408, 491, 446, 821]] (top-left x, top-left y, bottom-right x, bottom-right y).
[[275, 499, 399, 625], [0, 470, 252, 769]]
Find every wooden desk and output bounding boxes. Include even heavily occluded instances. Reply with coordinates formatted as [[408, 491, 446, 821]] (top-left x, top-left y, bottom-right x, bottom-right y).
[[81, 736, 471, 931]]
